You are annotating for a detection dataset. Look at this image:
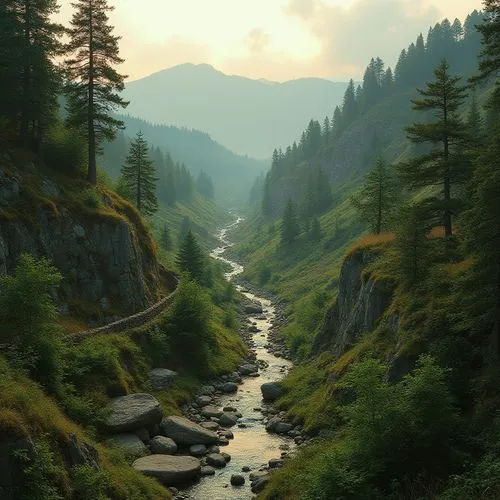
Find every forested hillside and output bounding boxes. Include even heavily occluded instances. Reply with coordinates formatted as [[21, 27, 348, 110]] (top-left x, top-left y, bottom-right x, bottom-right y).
[[234, 5, 500, 499], [102, 115, 267, 207]]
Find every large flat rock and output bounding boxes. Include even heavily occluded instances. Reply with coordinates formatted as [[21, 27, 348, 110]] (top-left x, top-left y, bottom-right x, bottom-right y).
[[106, 393, 163, 433], [132, 454, 201, 485], [160, 416, 218, 445]]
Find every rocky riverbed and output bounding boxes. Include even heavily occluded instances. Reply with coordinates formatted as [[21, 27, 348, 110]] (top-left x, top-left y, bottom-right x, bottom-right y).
[[103, 217, 309, 499]]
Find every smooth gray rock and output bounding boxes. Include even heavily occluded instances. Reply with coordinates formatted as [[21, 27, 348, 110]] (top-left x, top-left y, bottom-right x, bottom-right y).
[[151, 368, 178, 392], [206, 453, 227, 468], [261, 383, 285, 401], [275, 422, 293, 434], [239, 364, 258, 375], [196, 395, 212, 406], [189, 444, 207, 457], [201, 406, 223, 419], [200, 466, 216, 476], [107, 394, 163, 433], [231, 474, 245, 486], [109, 434, 149, 459], [222, 382, 238, 394], [133, 455, 201, 485], [219, 412, 238, 427], [149, 436, 177, 455], [161, 416, 218, 446]]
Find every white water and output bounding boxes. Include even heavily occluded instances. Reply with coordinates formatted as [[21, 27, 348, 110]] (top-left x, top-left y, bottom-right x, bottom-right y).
[[185, 217, 293, 499]]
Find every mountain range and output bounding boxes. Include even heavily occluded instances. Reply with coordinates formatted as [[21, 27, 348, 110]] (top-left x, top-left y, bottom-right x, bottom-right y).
[[123, 64, 348, 159]]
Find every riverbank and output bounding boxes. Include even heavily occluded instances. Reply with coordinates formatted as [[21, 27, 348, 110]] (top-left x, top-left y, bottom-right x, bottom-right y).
[[170, 217, 302, 499]]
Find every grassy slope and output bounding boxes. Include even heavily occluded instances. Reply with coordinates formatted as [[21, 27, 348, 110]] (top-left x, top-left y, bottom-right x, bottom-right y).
[[0, 151, 245, 498]]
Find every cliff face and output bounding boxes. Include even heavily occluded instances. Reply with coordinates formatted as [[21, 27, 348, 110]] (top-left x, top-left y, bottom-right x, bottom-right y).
[[313, 250, 393, 357], [0, 158, 161, 318]]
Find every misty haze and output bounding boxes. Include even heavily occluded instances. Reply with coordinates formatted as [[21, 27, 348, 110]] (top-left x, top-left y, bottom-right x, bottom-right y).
[[1, 1, 499, 500]]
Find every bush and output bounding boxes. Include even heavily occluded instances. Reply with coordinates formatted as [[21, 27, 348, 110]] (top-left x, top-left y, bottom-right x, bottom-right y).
[[0, 254, 65, 394], [71, 465, 109, 500], [83, 188, 101, 209], [44, 123, 86, 175]]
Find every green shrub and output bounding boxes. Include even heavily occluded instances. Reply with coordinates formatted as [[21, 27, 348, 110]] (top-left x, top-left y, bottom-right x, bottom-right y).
[[0, 254, 65, 394], [15, 439, 64, 500], [44, 123, 86, 175], [83, 188, 101, 209], [71, 465, 109, 500]]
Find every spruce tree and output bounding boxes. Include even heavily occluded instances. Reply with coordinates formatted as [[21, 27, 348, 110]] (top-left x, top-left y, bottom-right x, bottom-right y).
[[65, 0, 128, 185], [0, 0, 63, 150], [399, 59, 468, 237], [120, 131, 158, 216], [393, 204, 430, 287], [352, 158, 398, 234], [280, 199, 300, 247], [176, 229, 205, 283]]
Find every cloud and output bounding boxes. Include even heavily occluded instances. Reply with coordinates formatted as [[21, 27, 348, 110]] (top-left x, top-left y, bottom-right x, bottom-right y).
[[282, 0, 319, 20], [281, 0, 441, 78], [246, 28, 271, 53]]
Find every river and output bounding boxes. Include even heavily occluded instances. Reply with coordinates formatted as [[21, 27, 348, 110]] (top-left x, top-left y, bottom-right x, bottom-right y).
[[185, 216, 294, 499]]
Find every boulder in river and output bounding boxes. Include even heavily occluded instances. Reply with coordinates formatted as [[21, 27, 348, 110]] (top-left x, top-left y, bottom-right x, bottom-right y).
[[149, 436, 177, 455], [201, 406, 223, 419], [150, 368, 178, 392], [133, 455, 201, 485], [243, 302, 263, 314], [261, 383, 285, 401], [231, 474, 245, 486], [206, 453, 227, 468], [106, 393, 163, 433], [160, 416, 218, 445], [239, 364, 258, 375], [251, 474, 271, 493], [219, 412, 238, 427], [222, 382, 238, 393]]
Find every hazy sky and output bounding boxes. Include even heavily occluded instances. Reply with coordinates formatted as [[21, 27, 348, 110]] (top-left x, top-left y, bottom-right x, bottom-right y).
[[57, 0, 483, 82]]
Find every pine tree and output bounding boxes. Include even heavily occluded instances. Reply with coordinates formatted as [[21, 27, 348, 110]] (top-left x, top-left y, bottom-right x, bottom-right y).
[[120, 131, 158, 216], [65, 0, 128, 185], [280, 199, 300, 247], [179, 216, 191, 241], [352, 158, 398, 234], [399, 59, 468, 237], [393, 203, 430, 287], [176, 229, 205, 283], [161, 224, 172, 251], [342, 79, 357, 128], [0, 0, 63, 150]]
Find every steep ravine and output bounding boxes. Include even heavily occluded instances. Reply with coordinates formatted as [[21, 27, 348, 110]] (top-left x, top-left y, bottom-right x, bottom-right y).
[[183, 217, 296, 499]]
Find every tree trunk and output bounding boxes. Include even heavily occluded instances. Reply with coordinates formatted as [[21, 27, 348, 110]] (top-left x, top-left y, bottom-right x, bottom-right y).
[[87, 1, 97, 185], [20, 1, 31, 149]]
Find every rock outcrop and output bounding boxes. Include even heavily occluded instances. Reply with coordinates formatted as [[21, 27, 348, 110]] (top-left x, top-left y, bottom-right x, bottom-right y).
[[313, 250, 393, 357], [0, 161, 162, 316]]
